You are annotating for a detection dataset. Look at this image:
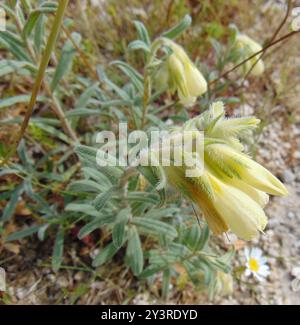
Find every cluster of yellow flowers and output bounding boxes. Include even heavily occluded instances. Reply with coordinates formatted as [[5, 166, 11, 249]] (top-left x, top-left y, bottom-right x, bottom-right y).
[[156, 33, 264, 106], [162, 102, 287, 240], [151, 32, 286, 240]]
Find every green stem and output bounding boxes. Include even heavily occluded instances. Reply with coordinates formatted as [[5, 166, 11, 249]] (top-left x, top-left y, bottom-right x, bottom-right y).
[[2, 0, 74, 166], [209, 30, 299, 86], [241, 0, 293, 82], [140, 74, 151, 129], [140, 38, 165, 129]]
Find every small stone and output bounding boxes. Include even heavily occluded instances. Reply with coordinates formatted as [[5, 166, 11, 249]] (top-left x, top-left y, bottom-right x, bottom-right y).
[[89, 248, 100, 259], [16, 288, 27, 300], [268, 247, 280, 258], [57, 276, 69, 288], [241, 103, 254, 115], [74, 272, 84, 281], [291, 267, 300, 279], [8, 287, 14, 296], [268, 219, 280, 229], [282, 170, 295, 183], [259, 149, 271, 160], [287, 211, 295, 219], [294, 151, 300, 160], [132, 294, 150, 305], [47, 274, 56, 282]]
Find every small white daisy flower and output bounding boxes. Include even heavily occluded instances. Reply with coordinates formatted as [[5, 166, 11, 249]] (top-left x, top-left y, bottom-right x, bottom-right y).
[[244, 247, 270, 281]]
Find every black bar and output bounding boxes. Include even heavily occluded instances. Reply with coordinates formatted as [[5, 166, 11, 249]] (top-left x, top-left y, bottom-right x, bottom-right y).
[[0, 305, 297, 323]]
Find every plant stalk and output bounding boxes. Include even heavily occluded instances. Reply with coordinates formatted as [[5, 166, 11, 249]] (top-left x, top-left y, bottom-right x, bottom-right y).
[[209, 30, 299, 86], [3, 0, 76, 166]]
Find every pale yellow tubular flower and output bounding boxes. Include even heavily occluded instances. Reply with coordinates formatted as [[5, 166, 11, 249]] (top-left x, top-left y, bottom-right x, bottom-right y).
[[208, 174, 268, 240], [209, 116, 260, 151], [164, 166, 229, 235], [161, 100, 287, 240], [206, 144, 288, 196], [184, 63, 208, 97], [177, 92, 196, 107], [238, 156, 288, 196], [167, 54, 189, 98], [190, 184, 229, 236], [166, 165, 268, 240], [236, 34, 264, 76], [211, 116, 260, 138], [164, 39, 207, 105], [225, 177, 269, 208], [202, 101, 261, 151]]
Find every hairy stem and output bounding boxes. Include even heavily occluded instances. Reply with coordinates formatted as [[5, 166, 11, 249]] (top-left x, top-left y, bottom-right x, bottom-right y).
[[241, 0, 293, 82], [3, 0, 76, 166], [209, 30, 299, 86]]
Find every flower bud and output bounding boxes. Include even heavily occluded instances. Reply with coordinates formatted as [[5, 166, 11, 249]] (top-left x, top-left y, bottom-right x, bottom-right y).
[[160, 39, 207, 106], [161, 101, 288, 240], [236, 34, 264, 76]]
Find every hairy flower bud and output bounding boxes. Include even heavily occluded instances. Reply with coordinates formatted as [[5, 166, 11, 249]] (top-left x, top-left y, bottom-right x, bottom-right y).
[[236, 34, 264, 76], [158, 39, 207, 106], [161, 101, 287, 240]]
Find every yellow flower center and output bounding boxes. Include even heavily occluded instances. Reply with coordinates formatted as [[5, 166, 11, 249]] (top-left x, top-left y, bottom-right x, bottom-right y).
[[249, 258, 259, 272]]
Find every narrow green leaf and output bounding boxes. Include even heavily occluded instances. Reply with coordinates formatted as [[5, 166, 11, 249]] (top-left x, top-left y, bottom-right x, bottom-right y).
[[68, 180, 105, 193], [75, 145, 98, 165], [126, 192, 159, 204], [92, 242, 119, 267], [82, 167, 112, 188], [23, 12, 40, 38], [0, 95, 47, 109], [139, 265, 161, 278], [6, 225, 41, 241], [37, 223, 50, 241], [97, 65, 131, 101], [198, 224, 210, 250], [112, 208, 131, 248], [182, 223, 202, 251], [110, 61, 144, 93], [162, 268, 171, 299], [112, 221, 126, 248], [132, 217, 177, 239], [0, 60, 36, 76], [162, 14, 192, 39], [65, 108, 101, 118], [34, 14, 45, 50], [144, 207, 179, 219], [52, 228, 64, 272], [65, 203, 102, 218], [128, 40, 150, 53], [133, 21, 151, 45], [126, 226, 144, 276], [93, 187, 115, 211], [1, 183, 24, 222], [78, 215, 114, 239], [149, 250, 178, 266], [75, 83, 99, 108], [0, 31, 30, 61], [33, 122, 70, 144], [51, 32, 81, 91]]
